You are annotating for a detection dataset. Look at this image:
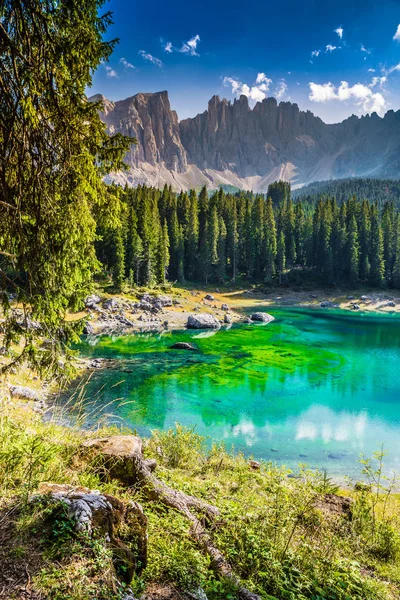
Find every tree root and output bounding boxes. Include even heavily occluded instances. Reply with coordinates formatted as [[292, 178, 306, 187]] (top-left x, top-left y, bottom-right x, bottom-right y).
[[83, 436, 262, 599], [133, 455, 262, 600]]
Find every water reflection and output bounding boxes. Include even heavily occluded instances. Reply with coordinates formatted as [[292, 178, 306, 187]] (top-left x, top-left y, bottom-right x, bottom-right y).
[[70, 308, 400, 475]]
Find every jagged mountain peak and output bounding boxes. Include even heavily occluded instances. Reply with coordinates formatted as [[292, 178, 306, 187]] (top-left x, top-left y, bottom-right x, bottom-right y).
[[96, 90, 400, 191]]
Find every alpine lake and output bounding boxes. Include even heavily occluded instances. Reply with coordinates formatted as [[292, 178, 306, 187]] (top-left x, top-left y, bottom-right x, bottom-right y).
[[73, 307, 400, 480]]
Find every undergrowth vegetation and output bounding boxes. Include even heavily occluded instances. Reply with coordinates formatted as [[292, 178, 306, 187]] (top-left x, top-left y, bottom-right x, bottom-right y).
[[0, 399, 399, 600]]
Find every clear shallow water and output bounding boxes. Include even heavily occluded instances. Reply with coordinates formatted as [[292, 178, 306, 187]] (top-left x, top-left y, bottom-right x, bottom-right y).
[[74, 308, 400, 479]]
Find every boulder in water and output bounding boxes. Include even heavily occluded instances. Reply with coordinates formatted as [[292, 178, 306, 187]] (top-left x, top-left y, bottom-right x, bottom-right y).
[[187, 314, 220, 329], [250, 312, 274, 323]]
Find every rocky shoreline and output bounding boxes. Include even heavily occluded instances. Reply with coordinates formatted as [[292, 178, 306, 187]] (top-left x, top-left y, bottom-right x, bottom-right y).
[[80, 287, 400, 340]]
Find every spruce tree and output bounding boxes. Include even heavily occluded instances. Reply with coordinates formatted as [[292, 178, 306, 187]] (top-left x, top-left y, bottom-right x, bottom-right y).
[[156, 220, 170, 284], [276, 231, 286, 285], [347, 215, 360, 285], [369, 205, 385, 287], [198, 186, 210, 282], [0, 0, 132, 373], [216, 217, 227, 282], [264, 197, 277, 282], [186, 190, 199, 280]]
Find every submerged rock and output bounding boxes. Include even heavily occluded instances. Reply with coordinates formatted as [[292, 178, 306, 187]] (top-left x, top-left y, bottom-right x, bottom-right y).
[[250, 312, 275, 323], [169, 342, 196, 351], [186, 314, 220, 329]]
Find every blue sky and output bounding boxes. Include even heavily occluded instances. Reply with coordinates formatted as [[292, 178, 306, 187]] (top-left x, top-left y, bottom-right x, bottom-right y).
[[89, 0, 400, 123]]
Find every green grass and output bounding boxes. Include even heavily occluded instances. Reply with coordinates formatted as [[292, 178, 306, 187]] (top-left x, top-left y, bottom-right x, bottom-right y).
[[0, 396, 399, 600]]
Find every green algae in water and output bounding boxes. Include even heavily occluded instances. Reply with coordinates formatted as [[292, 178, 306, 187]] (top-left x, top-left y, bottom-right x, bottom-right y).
[[73, 308, 400, 478]]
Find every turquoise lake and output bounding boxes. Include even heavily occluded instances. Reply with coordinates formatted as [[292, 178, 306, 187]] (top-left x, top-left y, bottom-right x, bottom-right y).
[[74, 308, 400, 479]]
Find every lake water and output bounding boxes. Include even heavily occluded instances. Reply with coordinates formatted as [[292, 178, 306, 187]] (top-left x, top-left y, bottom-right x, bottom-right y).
[[74, 308, 400, 479]]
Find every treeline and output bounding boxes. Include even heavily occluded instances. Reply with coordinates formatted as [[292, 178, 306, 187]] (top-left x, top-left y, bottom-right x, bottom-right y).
[[96, 182, 400, 289], [293, 178, 400, 209]]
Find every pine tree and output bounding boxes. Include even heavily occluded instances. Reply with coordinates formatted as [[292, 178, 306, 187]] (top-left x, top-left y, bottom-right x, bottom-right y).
[[208, 204, 220, 280], [113, 227, 126, 291], [216, 217, 227, 282], [358, 200, 371, 281], [156, 220, 170, 283], [369, 205, 385, 287], [294, 201, 306, 266], [347, 215, 360, 285], [0, 0, 132, 373], [198, 186, 210, 282], [186, 190, 199, 280], [392, 221, 400, 289], [284, 196, 297, 267], [225, 197, 239, 282], [264, 197, 277, 282], [277, 231, 286, 285]]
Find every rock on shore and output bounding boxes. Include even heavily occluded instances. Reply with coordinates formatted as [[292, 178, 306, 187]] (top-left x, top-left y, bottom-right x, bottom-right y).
[[186, 314, 220, 329]]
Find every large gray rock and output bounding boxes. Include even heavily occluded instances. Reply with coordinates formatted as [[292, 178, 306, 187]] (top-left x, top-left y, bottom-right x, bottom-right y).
[[250, 312, 275, 323], [9, 385, 43, 402], [186, 314, 220, 329], [103, 298, 119, 311], [33, 483, 147, 581], [85, 294, 101, 309]]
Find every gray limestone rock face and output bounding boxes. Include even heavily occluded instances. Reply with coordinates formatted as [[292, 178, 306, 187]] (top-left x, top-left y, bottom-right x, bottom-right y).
[[90, 91, 400, 192]]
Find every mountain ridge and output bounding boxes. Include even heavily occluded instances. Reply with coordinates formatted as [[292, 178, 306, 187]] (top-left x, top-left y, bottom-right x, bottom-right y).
[[89, 91, 400, 191]]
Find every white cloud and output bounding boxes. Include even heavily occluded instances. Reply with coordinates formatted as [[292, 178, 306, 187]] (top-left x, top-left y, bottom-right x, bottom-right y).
[[393, 24, 400, 41], [256, 72, 268, 84], [370, 76, 387, 88], [223, 72, 272, 103], [180, 34, 201, 56], [361, 44, 371, 54], [311, 49, 320, 58], [104, 65, 118, 78], [163, 34, 201, 56], [368, 68, 376, 72], [275, 79, 289, 100], [139, 50, 163, 67], [326, 44, 339, 52], [119, 57, 134, 69], [386, 62, 400, 75], [309, 80, 386, 115], [309, 82, 337, 102], [335, 26, 343, 39]]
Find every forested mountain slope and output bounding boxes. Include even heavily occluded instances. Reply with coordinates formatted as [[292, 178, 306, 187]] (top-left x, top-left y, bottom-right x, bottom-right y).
[[293, 178, 400, 207]]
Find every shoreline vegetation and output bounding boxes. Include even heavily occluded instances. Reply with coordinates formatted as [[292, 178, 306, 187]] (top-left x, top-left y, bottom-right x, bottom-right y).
[[0, 392, 399, 600], [1, 286, 400, 599]]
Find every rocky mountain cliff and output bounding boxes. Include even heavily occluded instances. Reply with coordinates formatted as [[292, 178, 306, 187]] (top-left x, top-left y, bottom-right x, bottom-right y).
[[90, 91, 400, 191]]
